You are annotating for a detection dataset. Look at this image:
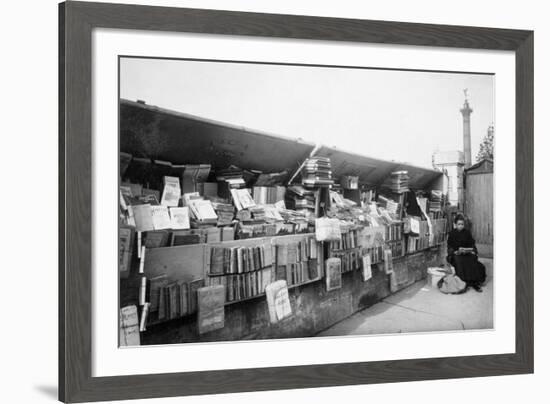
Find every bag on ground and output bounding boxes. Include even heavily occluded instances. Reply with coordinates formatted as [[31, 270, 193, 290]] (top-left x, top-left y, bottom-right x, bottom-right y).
[[437, 274, 467, 294]]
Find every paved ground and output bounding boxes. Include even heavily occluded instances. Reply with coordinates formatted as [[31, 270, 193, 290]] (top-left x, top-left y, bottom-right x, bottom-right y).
[[318, 258, 493, 336]]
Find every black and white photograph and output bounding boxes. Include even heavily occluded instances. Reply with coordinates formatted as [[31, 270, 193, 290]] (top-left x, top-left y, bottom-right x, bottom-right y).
[[118, 57, 495, 346]]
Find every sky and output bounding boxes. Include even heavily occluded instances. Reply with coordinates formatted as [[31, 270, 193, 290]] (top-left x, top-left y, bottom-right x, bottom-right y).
[[120, 58, 494, 169]]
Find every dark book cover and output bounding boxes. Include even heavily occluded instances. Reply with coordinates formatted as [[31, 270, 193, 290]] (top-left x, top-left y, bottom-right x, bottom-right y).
[[168, 282, 179, 319], [287, 244, 298, 264], [178, 281, 189, 316], [149, 274, 168, 313], [143, 230, 170, 248], [276, 245, 288, 266], [158, 286, 167, 320], [188, 279, 205, 314], [171, 232, 202, 246], [197, 285, 225, 334], [210, 247, 225, 275]]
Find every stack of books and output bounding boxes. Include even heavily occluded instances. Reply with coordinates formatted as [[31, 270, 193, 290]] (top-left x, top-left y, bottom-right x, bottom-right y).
[[249, 206, 267, 222], [390, 171, 410, 193], [302, 157, 334, 187], [287, 185, 317, 216], [187, 198, 218, 226], [429, 190, 443, 214], [378, 195, 401, 217], [211, 202, 235, 226], [216, 165, 246, 198], [279, 208, 308, 223]]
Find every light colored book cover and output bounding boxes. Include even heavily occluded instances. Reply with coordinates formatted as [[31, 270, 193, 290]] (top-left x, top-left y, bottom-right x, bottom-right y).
[[169, 207, 190, 229], [384, 249, 394, 274], [362, 254, 372, 282], [151, 205, 171, 230], [325, 258, 342, 291], [161, 176, 181, 207], [410, 217, 421, 234], [230, 188, 243, 210], [315, 218, 341, 242], [264, 205, 284, 222], [183, 192, 201, 207], [265, 280, 292, 323], [190, 199, 218, 221], [119, 305, 140, 347], [236, 189, 256, 209], [132, 204, 154, 232], [274, 200, 286, 210]]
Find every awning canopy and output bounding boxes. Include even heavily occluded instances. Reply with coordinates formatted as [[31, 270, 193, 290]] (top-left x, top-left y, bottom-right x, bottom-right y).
[[120, 99, 442, 190]]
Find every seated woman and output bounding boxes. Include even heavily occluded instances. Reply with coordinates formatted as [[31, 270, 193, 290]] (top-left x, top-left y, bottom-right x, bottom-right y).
[[446, 215, 486, 292]]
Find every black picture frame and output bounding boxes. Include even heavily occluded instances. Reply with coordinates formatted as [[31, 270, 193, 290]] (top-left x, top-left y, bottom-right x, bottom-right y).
[[59, 1, 533, 402]]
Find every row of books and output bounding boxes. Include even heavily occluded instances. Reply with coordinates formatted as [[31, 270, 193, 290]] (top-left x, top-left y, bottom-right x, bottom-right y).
[[406, 236, 430, 253], [386, 240, 406, 258], [385, 222, 404, 241], [210, 244, 274, 275], [147, 276, 205, 322], [275, 260, 320, 286], [275, 238, 318, 266], [364, 246, 384, 264], [326, 228, 360, 251], [274, 238, 321, 287], [236, 222, 278, 239], [207, 268, 272, 302], [329, 249, 361, 273], [134, 227, 235, 251]]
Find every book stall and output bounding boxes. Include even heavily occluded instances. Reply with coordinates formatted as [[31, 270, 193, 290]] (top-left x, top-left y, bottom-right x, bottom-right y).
[[119, 100, 448, 346]]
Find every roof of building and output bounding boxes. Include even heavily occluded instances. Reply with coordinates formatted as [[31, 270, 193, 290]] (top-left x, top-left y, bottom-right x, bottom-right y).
[[465, 158, 493, 174], [120, 99, 443, 190]]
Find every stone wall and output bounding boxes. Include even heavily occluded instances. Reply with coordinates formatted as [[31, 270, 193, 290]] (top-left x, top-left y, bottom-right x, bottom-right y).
[[141, 244, 446, 345]]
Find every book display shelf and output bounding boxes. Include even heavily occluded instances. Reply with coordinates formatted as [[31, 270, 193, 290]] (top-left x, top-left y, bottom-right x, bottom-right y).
[[118, 99, 449, 345]]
